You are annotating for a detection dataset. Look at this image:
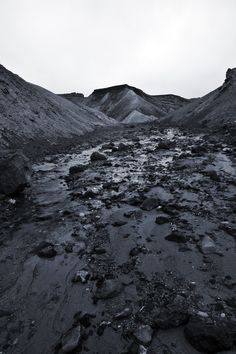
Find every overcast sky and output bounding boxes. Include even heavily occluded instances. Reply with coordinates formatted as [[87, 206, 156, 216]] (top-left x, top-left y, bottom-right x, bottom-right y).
[[0, 0, 236, 97]]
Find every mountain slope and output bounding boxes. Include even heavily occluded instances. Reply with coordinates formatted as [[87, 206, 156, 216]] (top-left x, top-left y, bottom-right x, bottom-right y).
[[0, 65, 115, 151], [61, 84, 191, 123], [161, 68, 236, 130], [59, 92, 85, 105]]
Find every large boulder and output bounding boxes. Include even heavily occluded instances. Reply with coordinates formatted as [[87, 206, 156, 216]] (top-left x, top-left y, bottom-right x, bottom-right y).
[[0, 150, 32, 195], [184, 316, 234, 353]]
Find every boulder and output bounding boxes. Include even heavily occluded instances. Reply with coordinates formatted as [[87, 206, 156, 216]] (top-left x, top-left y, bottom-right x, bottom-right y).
[[0, 150, 32, 195], [90, 151, 107, 162], [34, 241, 57, 258], [154, 295, 189, 329], [158, 140, 176, 150], [133, 325, 153, 344], [155, 214, 170, 224], [201, 236, 216, 254], [141, 198, 159, 211], [165, 231, 187, 243], [184, 316, 233, 353], [61, 325, 81, 353], [69, 164, 88, 174]]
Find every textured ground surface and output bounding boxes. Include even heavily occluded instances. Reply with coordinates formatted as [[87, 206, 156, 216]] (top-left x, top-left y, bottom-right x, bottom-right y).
[[0, 125, 236, 354]]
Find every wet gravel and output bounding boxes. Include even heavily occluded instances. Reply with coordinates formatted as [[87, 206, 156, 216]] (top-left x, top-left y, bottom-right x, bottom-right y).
[[0, 126, 236, 354]]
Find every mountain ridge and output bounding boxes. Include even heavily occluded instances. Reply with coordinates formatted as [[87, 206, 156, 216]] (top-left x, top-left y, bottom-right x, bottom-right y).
[[0, 64, 116, 153], [61, 83, 192, 122], [160, 67, 236, 131]]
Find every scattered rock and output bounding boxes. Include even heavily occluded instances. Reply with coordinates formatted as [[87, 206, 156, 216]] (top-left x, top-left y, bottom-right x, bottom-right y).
[[117, 142, 129, 151], [155, 214, 170, 224], [114, 307, 132, 320], [101, 142, 114, 150], [82, 189, 99, 199], [141, 198, 159, 211], [133, 325, 153, 344], [165, 231, 187, 243], [112, 220, 127, 227], [158, 140, 176, 150], [129, 246, 147, 257], [72, 270, 90, 283], [154, 295, 189, 329], [191, 144, 208, 155], [97, 321, 111, 336], [69, 164, 88, 174], [184, 316, 233, 353], [139, 345, 148, 354], [90, 151, 107, 162], [201, 236, 216, 254], [0, 150, 32, 195], [205, 170, 221, 182], [34, 241, 57, 258], [61, 325, 81, 353]]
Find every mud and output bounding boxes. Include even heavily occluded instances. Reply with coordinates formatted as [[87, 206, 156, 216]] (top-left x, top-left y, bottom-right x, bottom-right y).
[[0, 126, 236, 354]]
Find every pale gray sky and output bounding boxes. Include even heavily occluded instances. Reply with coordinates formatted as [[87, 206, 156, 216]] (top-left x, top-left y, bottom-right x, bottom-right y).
[[0, 0, 236, 97]]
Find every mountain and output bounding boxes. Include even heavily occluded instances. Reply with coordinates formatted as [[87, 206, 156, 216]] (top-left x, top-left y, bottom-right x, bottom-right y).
[[61, 84, 191, 123], [161, 68, 236, 131], [0, 65, 115, 152], [59, 92, 85, 105]]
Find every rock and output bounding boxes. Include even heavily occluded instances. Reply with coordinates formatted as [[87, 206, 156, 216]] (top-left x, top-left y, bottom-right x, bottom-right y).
[[101, 142, 114, 150], [154, 295, 189, 329], [73, 242, 86, 254], [155, 214, 170, 224], [205, 170, 221, 182], [96, 279, 123, 299], [92, 246, 107, 254], [117, 142, 129, 151], [201, 236, 216, 254], [74, 311, 96, 328], [82, 189, 99, 199], [72, 270, 90, 284], [69, 164, 88, 174], [126, 195, 144, 206], [114, 307, 132, 320], [0, 150, 32, 195], [184, 316, 233, 353], [97, 321, 111, 336], [191, 144, 208, 155], [90, 151, 107, 162], [34, 241, 57, 258], [64, 242, 74, 253], [133, 325, 153, 344], [61, 325, 81, 353], [158, 140, 175, 150], [112, 220, 127, 227], [139, 345, 148, 354], [141, 198, 159, 211], [129, 246, 147, 257], [165, 231, 187, 243]]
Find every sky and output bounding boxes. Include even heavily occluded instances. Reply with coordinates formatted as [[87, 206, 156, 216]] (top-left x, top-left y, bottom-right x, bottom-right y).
[[0, 0, 236, 98]]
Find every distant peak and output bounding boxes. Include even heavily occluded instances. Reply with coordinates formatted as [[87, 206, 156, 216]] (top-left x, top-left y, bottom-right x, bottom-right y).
[[226, 67, 236, 81], [91, 84, 146, 97], [60, 92, 84, 98]]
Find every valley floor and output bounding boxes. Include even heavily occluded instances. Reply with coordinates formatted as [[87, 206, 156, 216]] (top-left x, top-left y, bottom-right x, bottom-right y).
[[0, 125, 236, 354]]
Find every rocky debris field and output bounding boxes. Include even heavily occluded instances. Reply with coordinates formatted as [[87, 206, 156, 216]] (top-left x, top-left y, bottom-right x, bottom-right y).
[[0, 125, 236, 354]]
